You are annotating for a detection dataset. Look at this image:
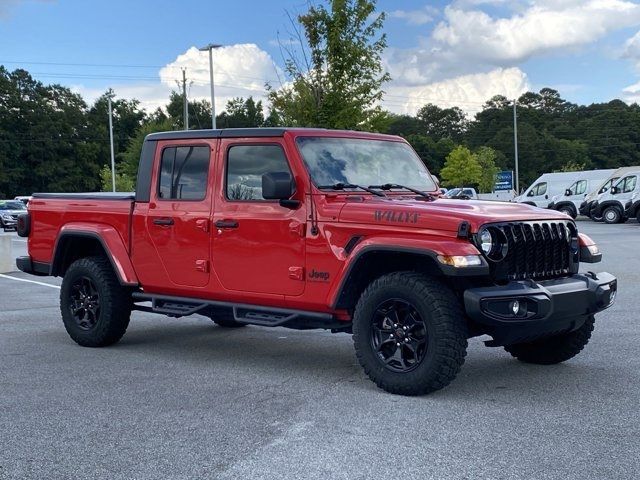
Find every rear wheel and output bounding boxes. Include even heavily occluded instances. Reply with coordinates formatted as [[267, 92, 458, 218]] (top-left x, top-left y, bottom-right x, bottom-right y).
[[352, 272, 467, 396], [603, 206, 621, 224], [504, 316, 594, 364], [60, 256, 132, 347]]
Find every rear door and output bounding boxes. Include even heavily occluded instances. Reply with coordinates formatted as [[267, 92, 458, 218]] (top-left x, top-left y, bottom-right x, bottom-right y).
[[211, 138, 306, 296], [146, 140, 214, 288]]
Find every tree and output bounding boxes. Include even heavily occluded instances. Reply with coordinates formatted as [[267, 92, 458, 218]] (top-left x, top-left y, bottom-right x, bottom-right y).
[[268, 0, 391, 130], [475, 146, 499, 193], [416, 104, 468, 140], [120, 118, 174, 180], [99, 164, 135, 192], [439, 146, 482, 188], [165, 91, 212, 130], [216, 97, 265, 128]]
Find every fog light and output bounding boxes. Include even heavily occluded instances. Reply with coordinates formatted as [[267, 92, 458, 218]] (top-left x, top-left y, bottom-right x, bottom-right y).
[[510, 300, 520, 315], [437, 255, 483, 268]]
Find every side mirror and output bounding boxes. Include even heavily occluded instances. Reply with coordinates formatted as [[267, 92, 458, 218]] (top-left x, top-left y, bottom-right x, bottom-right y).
[[565, 189, 572, 196], [527, 190, 535, 197], [262, 172, 299, 208], [610, 186, 619, 195]]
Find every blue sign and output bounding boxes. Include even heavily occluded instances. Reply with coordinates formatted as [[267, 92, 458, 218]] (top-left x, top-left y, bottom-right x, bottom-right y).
[[495, 171, 513, 191]]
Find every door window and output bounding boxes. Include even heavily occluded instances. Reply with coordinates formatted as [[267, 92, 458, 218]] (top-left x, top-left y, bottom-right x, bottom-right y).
[[574, 180, 587, 195], [158, 146, 210, 200], [528, 182, 547, 196], [226, 145, 292, 201], [623, 176, 637, 193]]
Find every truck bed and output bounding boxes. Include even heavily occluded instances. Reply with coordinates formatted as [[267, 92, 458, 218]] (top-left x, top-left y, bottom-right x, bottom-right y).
[[28, 193, 135, 266]]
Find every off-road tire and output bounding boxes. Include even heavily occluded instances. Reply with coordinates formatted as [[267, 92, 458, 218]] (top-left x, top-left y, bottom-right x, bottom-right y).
[[603, 206, 621, 224], [504, 316, 595, 365], [210, 310, 246, 328], [352, 272, 468, 396], [636, 210, 640, 224], [60, 256, 132, 347]]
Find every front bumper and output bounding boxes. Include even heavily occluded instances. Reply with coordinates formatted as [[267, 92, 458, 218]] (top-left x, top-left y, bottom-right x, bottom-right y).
[[625, 200, 639, 219], [1, 219, 17, 229], [579, 201, 592, 216], [591, 201, 602, 217], [464, 272, 617, 346]]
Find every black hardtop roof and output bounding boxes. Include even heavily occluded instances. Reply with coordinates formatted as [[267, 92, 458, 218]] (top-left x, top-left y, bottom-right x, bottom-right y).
[[144, 127, 400, 142]]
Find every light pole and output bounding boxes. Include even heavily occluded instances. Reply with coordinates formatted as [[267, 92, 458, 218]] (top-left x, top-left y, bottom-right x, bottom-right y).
[[106, 89, 116, 192], [199, 43, 223, 129]]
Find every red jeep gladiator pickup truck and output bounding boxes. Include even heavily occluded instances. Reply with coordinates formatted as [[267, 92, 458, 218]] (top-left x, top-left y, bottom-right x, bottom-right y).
[[16, 128, 617, 395]]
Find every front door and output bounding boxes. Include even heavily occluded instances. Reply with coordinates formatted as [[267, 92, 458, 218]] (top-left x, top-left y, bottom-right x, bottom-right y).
[[212, 139, 306, 296], [146, 141, 214, 288]]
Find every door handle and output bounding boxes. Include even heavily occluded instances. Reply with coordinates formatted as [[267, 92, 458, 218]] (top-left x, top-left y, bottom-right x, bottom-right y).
[[214, 219, 239, 229], [153, 217, 174, 226]]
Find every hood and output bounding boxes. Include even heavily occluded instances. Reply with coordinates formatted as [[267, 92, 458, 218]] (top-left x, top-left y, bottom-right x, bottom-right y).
[[337, 197, 569, 232], [0, 209, 24, 216]]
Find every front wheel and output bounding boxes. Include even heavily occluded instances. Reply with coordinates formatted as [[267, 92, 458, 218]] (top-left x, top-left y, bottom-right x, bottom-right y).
[[60, 256, 132, 347], [558, 206, 576, 219], [603, 206, 621, 224], [504, 316, 594, 364], [352, 272, 468, 396]]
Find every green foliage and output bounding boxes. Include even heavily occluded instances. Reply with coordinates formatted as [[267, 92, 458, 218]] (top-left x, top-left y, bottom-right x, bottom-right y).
[[99, 164, 135, 192], [440, 146, 483, 188], [216, 97, 266, 128], [121, 119, 174, 179], [267, 0, 391, 130], [416, 104, 468, 141], [475, 146, 499, 193]]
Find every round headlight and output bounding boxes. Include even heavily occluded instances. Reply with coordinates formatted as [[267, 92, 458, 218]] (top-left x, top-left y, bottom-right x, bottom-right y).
[[479, 229, 493, 255]]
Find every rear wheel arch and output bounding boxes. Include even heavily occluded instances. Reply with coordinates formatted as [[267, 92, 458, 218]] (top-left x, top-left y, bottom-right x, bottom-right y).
[[332, 248, 444, 311], [51, 232, 136, 286]]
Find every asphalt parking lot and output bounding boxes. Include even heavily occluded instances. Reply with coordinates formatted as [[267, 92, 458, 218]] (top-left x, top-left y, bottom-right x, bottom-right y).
[[0, 220, 638, 480]]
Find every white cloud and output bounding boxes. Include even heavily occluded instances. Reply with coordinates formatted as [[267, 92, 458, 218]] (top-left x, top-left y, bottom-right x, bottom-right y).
[[75, 44, 283, 115], [389, 6, 438, 26], [159, 44, 283, 113], [385, 0, 640, 111], [432, 1, 640, 65], [384, 67, 530, 116]]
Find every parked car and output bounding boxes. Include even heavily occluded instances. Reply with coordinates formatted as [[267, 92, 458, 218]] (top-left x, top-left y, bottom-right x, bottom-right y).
[[579, 166, 640, 220], [443, 187, 478, 199], [514, 171, 586, 208], [547, 169, 615, 218], [592, 171, 640, 224], [624, 191, 640, 223], [14, 196, 32, 206], [16, 127, 616, 396], [0, 200, 27, 231]]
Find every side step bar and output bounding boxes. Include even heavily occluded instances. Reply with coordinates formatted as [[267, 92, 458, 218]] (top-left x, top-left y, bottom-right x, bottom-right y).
[[131, 292, 349, 331]]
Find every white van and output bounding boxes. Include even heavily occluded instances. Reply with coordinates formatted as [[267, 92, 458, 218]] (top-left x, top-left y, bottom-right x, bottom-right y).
[[514, 171, 585, 208], [547, 169, 615, 218], [578, 166, 640, 218], [592, 170, 640, 223]]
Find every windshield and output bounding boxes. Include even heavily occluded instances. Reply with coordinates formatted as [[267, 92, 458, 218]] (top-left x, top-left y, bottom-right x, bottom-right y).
[[295, 137, 437, 192], [0, 201, 26, 210]]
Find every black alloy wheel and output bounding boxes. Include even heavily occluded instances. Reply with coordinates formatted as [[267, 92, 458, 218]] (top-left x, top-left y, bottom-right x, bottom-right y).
[[69, 276, 101, 330], [371, 299, 428, 373]]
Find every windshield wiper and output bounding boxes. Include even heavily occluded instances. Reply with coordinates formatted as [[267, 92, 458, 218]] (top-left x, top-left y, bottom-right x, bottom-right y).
[[317, 183, 386, 197], [368, 183, 436, 200]]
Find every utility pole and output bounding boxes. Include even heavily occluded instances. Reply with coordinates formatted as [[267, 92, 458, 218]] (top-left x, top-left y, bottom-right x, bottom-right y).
[[107, 90, 116, 193], [199, 43, 223, 129], [513, 99, 519, 194], [181, 68, 189, 130]]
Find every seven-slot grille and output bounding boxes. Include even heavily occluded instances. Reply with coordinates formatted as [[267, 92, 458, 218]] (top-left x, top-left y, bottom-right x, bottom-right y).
[[490, 221, 575, 281]]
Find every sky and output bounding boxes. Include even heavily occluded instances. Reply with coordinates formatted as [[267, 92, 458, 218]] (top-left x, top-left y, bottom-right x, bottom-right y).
[[1, 0, 640, 117]]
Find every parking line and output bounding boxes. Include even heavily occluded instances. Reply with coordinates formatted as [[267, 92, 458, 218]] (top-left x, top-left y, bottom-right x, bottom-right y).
[[0, 274, 60, 289]]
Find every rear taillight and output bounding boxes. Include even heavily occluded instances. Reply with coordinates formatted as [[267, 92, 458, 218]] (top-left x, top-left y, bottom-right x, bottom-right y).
[[17, 213, 30, 237]]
